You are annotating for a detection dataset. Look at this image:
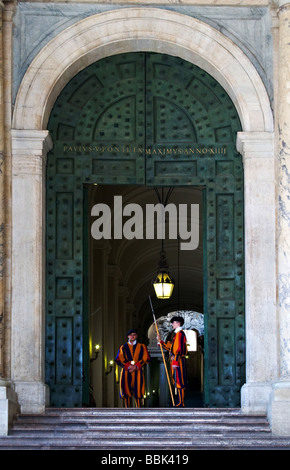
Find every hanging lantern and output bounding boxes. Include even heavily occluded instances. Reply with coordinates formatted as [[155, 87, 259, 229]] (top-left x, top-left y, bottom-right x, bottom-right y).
[[153, 250, 175, 299], [153, 272, 175, 299]]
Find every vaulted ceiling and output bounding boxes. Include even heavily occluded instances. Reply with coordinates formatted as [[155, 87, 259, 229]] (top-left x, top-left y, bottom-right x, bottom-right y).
[[89, 184, 203, 335]]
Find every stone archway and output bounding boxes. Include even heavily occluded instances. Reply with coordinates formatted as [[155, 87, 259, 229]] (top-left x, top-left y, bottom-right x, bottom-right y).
[[13, 8, 272, 132], [10, 8, 275, 416]]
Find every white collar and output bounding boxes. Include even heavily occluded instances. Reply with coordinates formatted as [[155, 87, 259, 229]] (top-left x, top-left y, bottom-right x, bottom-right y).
[[174, 326, 183, 333], [128, 340, 137, 345]]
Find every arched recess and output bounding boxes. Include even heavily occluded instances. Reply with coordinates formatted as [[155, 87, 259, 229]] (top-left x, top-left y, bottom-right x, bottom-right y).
[[47, 51, 244, 407], [11, 8, 276, 415]]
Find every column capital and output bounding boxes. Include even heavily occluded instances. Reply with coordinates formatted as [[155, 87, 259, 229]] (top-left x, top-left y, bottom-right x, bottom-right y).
[[11, 129, 53, 175], [108, 264, 122, 281], [118, 285, 129, 298], [236, 131, 275, 158], [92, 239, 111, 254], [270, 3, 280, 28], [2, 1, 17, 21], [278, 1, 290, 11], [11, 129, 53, 156]]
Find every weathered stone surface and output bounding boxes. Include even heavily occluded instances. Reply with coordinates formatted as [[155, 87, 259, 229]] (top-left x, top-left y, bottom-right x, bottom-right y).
[[1, 408, 290, 449]]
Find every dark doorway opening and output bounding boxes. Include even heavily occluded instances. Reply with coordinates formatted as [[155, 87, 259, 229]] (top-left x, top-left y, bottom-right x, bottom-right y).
[[86, 184, 203, 408]]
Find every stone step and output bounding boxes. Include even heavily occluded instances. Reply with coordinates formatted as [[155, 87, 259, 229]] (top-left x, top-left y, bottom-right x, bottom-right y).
[[14, 415, 270, 425], [17, 407, 269, 422], [11, 416, 271, 432], [9, 423, 271, 434], [44, 407, 243, 416], [1, 434, 290, 450], [0, 409, 273, 430], [1, 407, 290, 450]]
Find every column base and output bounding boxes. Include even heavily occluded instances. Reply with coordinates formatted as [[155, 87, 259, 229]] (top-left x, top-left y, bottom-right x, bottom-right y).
[[0, 380, 20, 435], [14, 381, 50, 414], [241, 382, 272, 415], [268, 381, 290, 436]]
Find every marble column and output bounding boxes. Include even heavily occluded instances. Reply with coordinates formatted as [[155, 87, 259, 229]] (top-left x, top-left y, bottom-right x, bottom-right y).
[[236, 132, 276, 414], [11, 129, 52, 414], [0, 1, 19, 436], [268, 1, 290, 436]]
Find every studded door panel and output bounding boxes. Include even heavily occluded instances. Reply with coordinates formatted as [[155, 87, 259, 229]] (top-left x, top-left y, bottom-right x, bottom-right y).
[[46, 54, 146, 406], [144, 54, 244, 406]]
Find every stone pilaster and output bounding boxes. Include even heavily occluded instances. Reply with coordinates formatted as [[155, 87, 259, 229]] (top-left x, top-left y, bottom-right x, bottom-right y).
[[90, 240, 110, 407], [268, 1, 290, 436], [236, 132, 276, 414], [0, 1, 5, 380], [11, 129, 52, 414], [107, 265, 122, 407], [0, 0, 19, 436], [2, 1, 17, 381]]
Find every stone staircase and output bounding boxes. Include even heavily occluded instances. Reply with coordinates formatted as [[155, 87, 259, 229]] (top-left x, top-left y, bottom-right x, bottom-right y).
[[0, 408, 290, 450]]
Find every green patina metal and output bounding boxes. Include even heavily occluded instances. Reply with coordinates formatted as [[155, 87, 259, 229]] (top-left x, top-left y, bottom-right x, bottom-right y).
[[46, 52, 245, 407]]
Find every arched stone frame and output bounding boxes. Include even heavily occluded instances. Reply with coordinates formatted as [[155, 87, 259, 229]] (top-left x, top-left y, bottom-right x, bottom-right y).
[[13, 8, 273, 133], [10, 8, 276, 416]]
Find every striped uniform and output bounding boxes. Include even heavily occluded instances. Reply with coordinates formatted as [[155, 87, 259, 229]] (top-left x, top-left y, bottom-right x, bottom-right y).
[[115, 342, 151, 402], [160, 330, 188, 390]]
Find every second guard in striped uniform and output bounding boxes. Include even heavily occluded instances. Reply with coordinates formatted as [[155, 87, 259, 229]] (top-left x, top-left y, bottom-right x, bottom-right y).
[[115, 329, 151, 408], [157, 316, 188, 407]]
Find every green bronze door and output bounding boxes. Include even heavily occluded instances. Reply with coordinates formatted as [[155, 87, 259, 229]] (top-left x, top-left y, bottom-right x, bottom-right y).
[[46, 52, 245, 407]]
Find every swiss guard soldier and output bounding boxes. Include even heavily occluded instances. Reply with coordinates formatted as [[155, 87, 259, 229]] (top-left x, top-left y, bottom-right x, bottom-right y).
[[157, 316, 188, 407], [115, 329, 151, 408]]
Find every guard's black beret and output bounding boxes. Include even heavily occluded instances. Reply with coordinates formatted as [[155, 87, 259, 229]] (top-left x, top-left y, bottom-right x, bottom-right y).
[[127, 328, 138, 335], [170, 316, 184, 326]]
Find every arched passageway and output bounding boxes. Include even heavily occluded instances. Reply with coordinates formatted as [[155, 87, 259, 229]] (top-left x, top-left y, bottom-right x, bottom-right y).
[[11, 9, 275, 416]]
